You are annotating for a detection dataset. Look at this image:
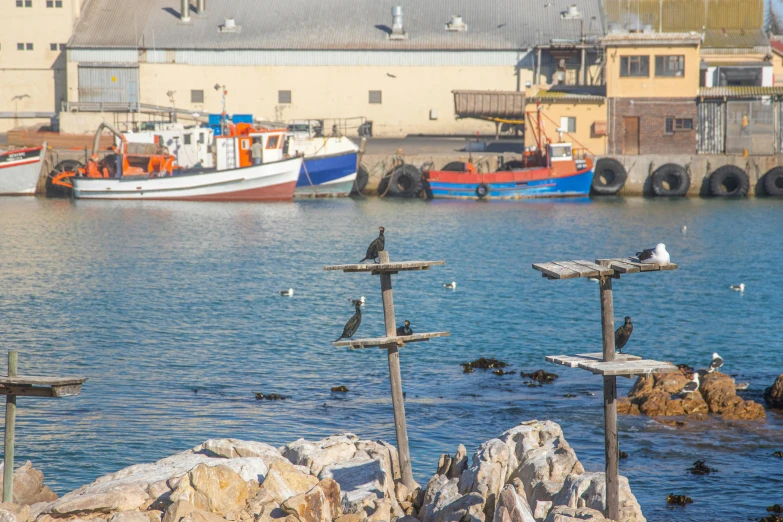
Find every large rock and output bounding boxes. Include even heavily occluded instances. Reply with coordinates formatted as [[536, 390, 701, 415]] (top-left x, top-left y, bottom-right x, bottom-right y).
[[169, 464, 251, 517], [253, 460, 319, 507], [281, 435, 358, 476], [543, 506, 608, 522], [764, 373, 783, 409], [281, 479, 341, 522], [492, 485, 535, 522], [701, 372, 766, 420], [419, 475, 461, 522], [319, 458, 395, 515], [0, 503, 32, 522], [193, 439, 282, 462], [551, 472, 645, 522], [433, 493, 485, 522], [161, 500, 226, 522], [0, 462, 58, 505]]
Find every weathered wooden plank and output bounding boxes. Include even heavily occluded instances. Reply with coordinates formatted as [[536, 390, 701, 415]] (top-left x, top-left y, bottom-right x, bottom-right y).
[[577, 359, 678, 376], [572, 260, 615, 276], [0, 376, 87, 386], [324, 261, 445, 273], [52, 384, 84, 398], [532, 262, 580, 280], [596, 258, 640, 274], [546, 352, 642, 368], [3, 352, 17, 503], [552, 261, 602, 277], [0, 386, 55, 397], [333, 332, 450, 349]]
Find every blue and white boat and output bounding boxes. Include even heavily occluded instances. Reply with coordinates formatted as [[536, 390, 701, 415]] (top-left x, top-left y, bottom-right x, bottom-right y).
[[286, 120, 359, 197]]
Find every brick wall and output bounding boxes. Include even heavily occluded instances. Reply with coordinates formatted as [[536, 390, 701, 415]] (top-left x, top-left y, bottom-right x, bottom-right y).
[[608, 97, 698, 155]]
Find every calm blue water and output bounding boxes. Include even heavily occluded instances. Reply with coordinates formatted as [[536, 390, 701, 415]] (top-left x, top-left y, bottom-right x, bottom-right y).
[[0, 196, 782, 522]]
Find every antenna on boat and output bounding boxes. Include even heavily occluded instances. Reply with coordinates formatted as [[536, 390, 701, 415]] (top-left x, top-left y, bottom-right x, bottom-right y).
[[215, 83, 227, 136]]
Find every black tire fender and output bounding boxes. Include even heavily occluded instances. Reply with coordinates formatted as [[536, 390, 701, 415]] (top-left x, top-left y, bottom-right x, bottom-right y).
[[387, 165, 423, 198], [763, 167, 783, 196], [499, 160, 524, 171], [651, 164, 690, 197], [475, 183, 489, 199], [350, 164, 369, 196], [592, 158, 627, 195], [709, 165, 749, 198]]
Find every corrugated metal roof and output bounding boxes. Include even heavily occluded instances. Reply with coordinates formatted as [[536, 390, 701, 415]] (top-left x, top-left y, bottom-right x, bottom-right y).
[[530, 86, 605, 100], [699, 86, 783, 98], [702, 29, 769, 49], [69, 0, 603, 51], [602, 32, 701, 45], [603, 0, 763, 33]]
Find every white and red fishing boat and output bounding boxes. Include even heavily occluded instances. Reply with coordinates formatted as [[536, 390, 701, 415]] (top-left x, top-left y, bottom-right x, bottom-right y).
[[0, 144, 46, 195], [51, 122, 301, 201]]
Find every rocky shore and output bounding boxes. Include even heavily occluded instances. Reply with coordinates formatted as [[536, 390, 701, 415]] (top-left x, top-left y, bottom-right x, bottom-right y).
[[0, 421, 645, 522], [617, 370, 766, 420]]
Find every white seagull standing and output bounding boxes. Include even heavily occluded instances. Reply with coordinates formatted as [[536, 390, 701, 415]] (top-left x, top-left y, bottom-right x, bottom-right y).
[[278, 288, 294, 296], [680, 373, 700, 396], [443, 281, 457, 289], [730, 283, 745, 292], [635, 243, 671, 264], [708, 352, 723, 373]]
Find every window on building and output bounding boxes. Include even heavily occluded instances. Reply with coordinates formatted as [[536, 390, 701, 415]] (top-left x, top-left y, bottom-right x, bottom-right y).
[[59, 43, 66, 51], [620, 56, 649, 77], [50, 43, 57, 51], [26, 43, 33, 50], [17, 43, 24, 50], [665, 117, 694, 134], [278, 90, 291, 104], [55, 0, 62, 5], [369, 90, 382, 104], [46, 0, 52, 5], [191, 89, 204, 103], [655, 55, 685, 77], [17, 0, 23, 6], [560, 116, 576, 133], [25, 0, 32, 6], [183, 134, 192, 145]]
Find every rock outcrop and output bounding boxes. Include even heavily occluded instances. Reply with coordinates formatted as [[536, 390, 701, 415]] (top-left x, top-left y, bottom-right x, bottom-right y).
[[764, 373, 783, 409], [17, 421, 645, 522], [617, 369, 765, 420], [0, 461, 58, 505]]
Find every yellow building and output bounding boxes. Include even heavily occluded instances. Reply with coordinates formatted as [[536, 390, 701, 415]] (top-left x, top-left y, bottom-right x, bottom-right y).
[[524, 88, 607, 155], [0, 0, 85, 132]]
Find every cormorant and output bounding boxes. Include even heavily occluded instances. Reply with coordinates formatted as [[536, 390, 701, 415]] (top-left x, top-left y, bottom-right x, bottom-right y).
[[359, 227, 385, 263], [335, 301, 363, 342], [396, 320, 413, 336], [349, 296, 366, 305], [708, 352, 723, 373], [615, 316, 633, 353], [635, 243, 670, 264]]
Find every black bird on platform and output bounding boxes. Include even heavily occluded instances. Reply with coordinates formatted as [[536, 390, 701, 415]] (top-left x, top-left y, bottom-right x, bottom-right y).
[[335, 300, 363, 342], [359, 226, 385, 263], [396, 320, 413, 336], [615, 316, 633, 353]]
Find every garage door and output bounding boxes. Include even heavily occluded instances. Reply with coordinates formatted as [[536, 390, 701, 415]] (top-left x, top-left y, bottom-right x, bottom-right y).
[[78, 65, 139, 107]]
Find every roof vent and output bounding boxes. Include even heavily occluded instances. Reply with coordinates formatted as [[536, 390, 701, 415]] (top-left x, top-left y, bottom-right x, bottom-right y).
[[389, 6, 407, 40], [446, 14, 467, 32], [561, 4, 581, 19], [220, 18, 240, 33], [180, 0, 190, 22]]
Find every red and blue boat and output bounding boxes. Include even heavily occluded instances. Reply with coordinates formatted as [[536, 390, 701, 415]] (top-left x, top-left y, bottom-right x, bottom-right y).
[[425, 107, 593, 200]]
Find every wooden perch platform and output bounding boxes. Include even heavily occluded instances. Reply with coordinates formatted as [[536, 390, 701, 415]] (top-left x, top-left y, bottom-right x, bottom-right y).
[[324, 260, 445, 274], [533, 258, 677, 280], [546, 353, 677, 377], [0, 376, 87, 398], [333, 331, 450, 349]]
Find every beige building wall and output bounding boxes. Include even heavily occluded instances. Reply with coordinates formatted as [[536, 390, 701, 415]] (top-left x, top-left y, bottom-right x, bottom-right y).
[[135, 63, 527, 136], [524, 101, 607, 155], [772, 52, 783, 84], [0, 0, 83, 129], [605, 44, 700, 98]]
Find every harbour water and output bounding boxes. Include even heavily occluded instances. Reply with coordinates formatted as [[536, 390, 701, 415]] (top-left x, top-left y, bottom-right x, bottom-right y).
[[0, 196, 781, 522]]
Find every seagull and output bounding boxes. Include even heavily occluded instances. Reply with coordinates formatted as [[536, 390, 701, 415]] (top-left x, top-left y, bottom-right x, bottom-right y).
[[396, 320, 413, 336], [359, 227, 385, 263], [707, 352, 723, 373], [335, 300, 362, 342], [682, 226, 687, 234], [614, 316, 633, 354], [679, 373, 700, 396], [279, 288, 294, 296], [443, 281, 457, 289], [635, 243, 670, 264], [730, 283, 745, 292]]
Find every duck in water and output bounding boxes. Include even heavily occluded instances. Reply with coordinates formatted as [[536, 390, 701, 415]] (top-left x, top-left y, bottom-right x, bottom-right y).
[[335, 300, 363, 342], [360, 227, 385, 263], [615, 316, 633, 354], [396, 320, 413, 336]]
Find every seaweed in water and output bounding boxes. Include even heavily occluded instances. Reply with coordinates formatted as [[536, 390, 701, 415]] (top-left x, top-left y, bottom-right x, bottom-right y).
[[666, 494, 693, 506], [759, 515, 783, 522], [461, 358, 508, 373], [254, 392, 290, 401], [521, 369, 559, 383], [331, 386, 349, 392], [773, 451, 783, 457], [687, 460, 718, 475], [768, 505, 783, 513], [619, 451, 628, 459], [493, 369, 515, 376]]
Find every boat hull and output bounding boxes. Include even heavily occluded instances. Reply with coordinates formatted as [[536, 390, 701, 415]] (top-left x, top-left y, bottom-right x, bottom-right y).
[[72, 157, 302, 201], [428, 168, 594, 200], [0, 146, 45, 196], [295, 151, 357, 197]]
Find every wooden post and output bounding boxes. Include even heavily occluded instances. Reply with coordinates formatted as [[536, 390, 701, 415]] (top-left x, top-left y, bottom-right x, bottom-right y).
[[599, 277, 619, 521], [378, 250, 415, 490], [3, 351, 18, 503]]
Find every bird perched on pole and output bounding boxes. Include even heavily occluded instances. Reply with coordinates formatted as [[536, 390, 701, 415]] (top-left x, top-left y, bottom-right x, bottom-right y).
[[335, 300, 363, 342], [360, 227, 385, 263], [635, 243, 670, 264], [707, 352, 723, 373], [614, 316, 633, 354], [396, 320, 413, 336]]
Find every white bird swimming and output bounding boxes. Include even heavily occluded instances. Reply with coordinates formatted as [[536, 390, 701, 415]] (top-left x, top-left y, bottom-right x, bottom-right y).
[[635, 243, 671, 264], [681, 226, 687, 234], [708, 352, 723, 373], [443, 282, 457, 289], [278, 288, 294, 296], [730, 283, 745, 292], [680, 373, 700, 395]]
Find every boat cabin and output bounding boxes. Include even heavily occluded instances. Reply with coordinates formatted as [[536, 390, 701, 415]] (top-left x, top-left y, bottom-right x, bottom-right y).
[[215, 123, 287, 171], [121, 123, 214, 169]]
